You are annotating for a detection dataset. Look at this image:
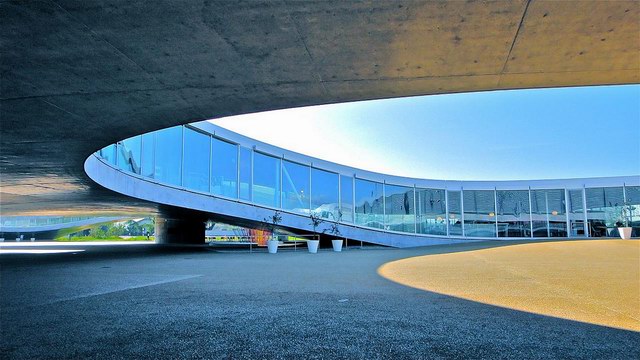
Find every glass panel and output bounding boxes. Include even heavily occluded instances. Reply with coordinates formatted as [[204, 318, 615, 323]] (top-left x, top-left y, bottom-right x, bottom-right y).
[[239, 147, 251, 201], [354, 178, 384, 229], [585, 187, 624, 237], [463, 190, 496, 237], [568, 189, 585, 236], [531, 189, 567, 237], [99, 144, 116, 165], [253, 152, 280, 208], [211, 137, 238, 198], [340, 175, 354, 223], [154, 126, 183, 186], [625, 186, 640, 236], [140, 133, 155, 178], [416, 188, 447, 235], [311, 168, 339, 220], [384, 184, 415, 233], [117, 135, 142, 174], [447, 191, 462, 236], [282, 160, 310, 214], [183, 128, 210, 192], [496, 190, 530, 237]]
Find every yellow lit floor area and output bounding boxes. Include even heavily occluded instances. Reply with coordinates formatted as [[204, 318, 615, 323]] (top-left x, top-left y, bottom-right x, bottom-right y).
[[379, 240, 640, 331]]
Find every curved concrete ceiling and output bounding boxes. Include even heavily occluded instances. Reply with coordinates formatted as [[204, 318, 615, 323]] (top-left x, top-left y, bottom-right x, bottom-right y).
[[1, 0, 639, 215]]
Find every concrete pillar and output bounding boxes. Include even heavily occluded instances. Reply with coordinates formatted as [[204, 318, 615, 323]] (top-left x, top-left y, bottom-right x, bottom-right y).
[[155, 208, 207, 245]]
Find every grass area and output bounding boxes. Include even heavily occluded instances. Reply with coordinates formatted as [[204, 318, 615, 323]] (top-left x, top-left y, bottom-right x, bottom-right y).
[[56, 236, 154, 242]]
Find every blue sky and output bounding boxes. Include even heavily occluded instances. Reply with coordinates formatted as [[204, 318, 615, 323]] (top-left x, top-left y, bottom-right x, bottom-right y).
[[211, 85, 640, 181]]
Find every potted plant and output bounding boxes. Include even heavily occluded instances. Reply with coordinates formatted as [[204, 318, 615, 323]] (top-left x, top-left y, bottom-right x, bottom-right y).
[[617, 202, 635, 240], [328, 209, 344, 252], [263, 211, 282, 253], [307, 213, 323, 253]]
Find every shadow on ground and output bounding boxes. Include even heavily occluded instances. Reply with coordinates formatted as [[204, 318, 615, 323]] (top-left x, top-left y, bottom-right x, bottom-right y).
[[1, 241, 639, 359]]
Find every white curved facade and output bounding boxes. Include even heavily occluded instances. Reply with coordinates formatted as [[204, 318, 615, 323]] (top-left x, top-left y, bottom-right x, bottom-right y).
[[86, 121, 640, 247]]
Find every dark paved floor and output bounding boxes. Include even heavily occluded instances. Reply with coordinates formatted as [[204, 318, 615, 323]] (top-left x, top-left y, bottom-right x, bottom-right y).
[[1, 242, 639, 359]]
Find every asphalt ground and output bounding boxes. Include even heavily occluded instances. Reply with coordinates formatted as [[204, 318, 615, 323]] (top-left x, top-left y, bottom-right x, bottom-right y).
[[1, 241, 639, 359]]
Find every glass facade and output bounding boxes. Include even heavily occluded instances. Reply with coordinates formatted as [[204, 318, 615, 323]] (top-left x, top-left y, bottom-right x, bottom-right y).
[[447, 191, 462, 236], [183, 128, 210, 192], [625, 186, 640, 236], [96, 124, 638, 241], [496, 190, 530, 237], [586, 187, 624, 237], [340, 175, 354, 223], [154, 126, 182, 186], [384, 184, 415, 233], [253, 152, 280, 208], [416, 188, 446, 235], [211, 137, 238, 198], [100, 144, 116, 165], [239, 147, 251, 201], [568, 189, 586, 236], [463, 190, 496, 237], [354, 178, 384, 229], [117, 136, 141, 174], [311, 168, 339, 220], [531, 189, 567, 237], [140, 133, 155, 178], [282, 160, 310, 214]]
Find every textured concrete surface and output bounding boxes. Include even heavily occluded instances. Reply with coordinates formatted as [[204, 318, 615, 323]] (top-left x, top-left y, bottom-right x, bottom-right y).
[[379, 240, 640, 332], [1, 1, 639, 216], [1, 241, 639, 359]]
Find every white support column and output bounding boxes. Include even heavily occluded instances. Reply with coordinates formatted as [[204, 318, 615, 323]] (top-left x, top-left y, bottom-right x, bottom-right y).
[[413, 185, 417, 234], [494, 188, 499, 237], [180, 126, 185, 187], [460, 188, 465, 237], [209, 135, 213, 194], [445, 189, 450, 237], [528, 187, 533, 238], [582, 186, 588, 237], [564, 189, 571, 237]]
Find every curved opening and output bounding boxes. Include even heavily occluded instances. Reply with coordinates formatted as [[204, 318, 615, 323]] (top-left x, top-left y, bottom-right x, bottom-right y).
[[85, 120, 640, 246]]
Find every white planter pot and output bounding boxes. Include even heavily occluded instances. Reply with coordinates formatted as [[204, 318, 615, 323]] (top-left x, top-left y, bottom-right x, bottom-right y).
[[618, 227, 632, 240], [332, 239, 343, 252], [307, 240, 320, 253], [267, 240, 279, 254]]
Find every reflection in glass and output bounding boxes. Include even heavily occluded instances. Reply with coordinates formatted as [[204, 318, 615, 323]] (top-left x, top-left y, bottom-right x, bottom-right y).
[[531, 189, 567, 237], [99, 144, 116, 165], [117, 136, 142, 174], [340, 175, 354, 223], [567, 189, 585, 236], [384, 184, 415, 233], [183, 128, 210, 192], [311, 168, 339, 220], [496, 190, 530, 237], [140, 133, 155, 178], [239, 147, 251, 201], [355, 178, 384, 229], [282, 160, 310, 214], [625, 186, 640, 236], [463, 190, 496, 237], [416, 188, 446, 235], [447, 191, 462, 236], [211, 137, 238, 198], [253, 152, 280, 208], [585, 187, 624, 237], [154, 126, 183, 186]]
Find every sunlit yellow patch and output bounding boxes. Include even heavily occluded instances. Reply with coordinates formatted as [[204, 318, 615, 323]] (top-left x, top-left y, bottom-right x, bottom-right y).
[[379, 240, 640, 331]]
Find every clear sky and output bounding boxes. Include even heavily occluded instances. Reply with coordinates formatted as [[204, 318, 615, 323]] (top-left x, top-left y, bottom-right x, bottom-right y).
[[210, 85, 640, 181]]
